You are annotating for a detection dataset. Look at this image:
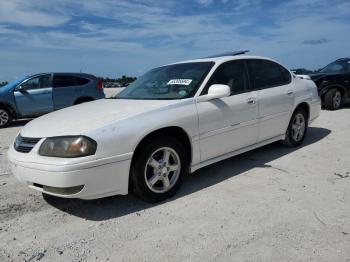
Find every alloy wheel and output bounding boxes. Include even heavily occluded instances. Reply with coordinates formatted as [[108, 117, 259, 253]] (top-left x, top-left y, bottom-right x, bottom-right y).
[[291, 113, 306, 142], [333, 91, 342, 109], [0, 109, 9, 127], [144, 147, 181, 194]]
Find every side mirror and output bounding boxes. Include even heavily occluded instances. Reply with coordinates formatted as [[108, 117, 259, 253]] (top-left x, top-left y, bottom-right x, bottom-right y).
[[17, 85, 26, 92], [197, 84, 230, 102]]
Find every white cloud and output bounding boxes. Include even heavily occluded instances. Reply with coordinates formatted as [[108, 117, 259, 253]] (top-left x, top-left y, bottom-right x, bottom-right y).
[[80, 22, 101, 32], [194, 0, 214, 6], [0, 25, 21, 35], [194, 0, 261, 8], [0, 0, 69, 27], [0, 0, 349, 80]]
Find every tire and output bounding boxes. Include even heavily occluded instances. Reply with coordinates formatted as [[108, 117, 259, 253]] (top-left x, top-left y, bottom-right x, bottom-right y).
[[324, 88, 342, 110], [282, 108, 308, 147], [131, 137, 189, 203], [0, 107, 12, 128]]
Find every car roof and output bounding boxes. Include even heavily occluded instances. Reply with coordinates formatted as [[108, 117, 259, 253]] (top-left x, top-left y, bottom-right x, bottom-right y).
[[336, 57, 350, 62], [170, 54, 281, 66], [27, 72, 97, 79]]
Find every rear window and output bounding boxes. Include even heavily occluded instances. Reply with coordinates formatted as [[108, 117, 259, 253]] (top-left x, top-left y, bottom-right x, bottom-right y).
[[248, 59, 291, 90], [53, 75, 90, 88]]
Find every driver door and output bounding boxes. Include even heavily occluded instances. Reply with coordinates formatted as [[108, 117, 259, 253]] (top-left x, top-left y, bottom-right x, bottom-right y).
[[196, 60, 258, 162], [14, 74, 54, 117]]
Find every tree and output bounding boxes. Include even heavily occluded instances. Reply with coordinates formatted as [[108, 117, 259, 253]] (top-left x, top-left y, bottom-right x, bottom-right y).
[[99, 76, 137, 84]]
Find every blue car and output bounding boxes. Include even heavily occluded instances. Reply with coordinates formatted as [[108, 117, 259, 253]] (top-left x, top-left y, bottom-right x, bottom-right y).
[[0, 73, 105, 127]]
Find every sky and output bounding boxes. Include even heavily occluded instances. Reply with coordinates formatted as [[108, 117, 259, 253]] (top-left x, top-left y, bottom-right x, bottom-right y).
[[0, 0, 349, 81]]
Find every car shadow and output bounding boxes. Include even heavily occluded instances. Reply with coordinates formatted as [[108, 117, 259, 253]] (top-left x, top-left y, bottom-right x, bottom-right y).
[[44, 127, 331, 221], [322, 104, 350, 110], [8, 119, 32, 128]]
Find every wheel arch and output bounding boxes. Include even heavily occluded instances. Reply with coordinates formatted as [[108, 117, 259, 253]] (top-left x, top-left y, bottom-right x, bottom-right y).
[[131, 126, 193, 169], [294, 102, 310, 121], [0, 102, 17, 118], [320, 84, 346, 99]]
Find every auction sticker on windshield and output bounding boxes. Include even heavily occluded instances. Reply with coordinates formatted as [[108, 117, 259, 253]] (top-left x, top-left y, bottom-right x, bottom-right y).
[[167, 79, 192, 85]]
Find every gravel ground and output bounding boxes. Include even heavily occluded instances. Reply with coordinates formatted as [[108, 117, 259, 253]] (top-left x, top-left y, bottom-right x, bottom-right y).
[[0, 107, 350, 262]]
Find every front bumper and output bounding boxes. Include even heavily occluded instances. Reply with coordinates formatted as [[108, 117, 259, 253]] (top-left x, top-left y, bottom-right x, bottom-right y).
[[8, 145, 132, 199]]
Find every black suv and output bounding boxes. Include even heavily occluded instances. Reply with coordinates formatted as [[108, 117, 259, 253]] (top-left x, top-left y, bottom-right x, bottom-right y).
[[310, 58, 350, 110]]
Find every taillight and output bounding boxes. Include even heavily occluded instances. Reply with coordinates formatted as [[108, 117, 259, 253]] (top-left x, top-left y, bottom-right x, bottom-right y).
[[97, 80, 103, 90]]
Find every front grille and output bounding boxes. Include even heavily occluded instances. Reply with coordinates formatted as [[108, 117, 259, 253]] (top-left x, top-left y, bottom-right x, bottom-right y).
[[14, 135, 42, 153]]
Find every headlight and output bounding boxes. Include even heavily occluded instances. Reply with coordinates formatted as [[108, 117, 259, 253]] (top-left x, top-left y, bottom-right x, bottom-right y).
[[39, 136, 97, 158]]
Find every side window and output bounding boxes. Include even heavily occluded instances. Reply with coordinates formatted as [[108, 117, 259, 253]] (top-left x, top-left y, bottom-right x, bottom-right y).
[[22, 77, 40, 90], [40, 75, 51, 88], [207, 60, 248, 95], [53, 76, 90, 88], [76, 77, 90, 85], [280, 65, 292, 83], [248, 60, 291, 90], [21, 75, 52, 90]]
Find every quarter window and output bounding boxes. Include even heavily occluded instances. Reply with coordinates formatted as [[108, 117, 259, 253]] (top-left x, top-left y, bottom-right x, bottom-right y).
[[53, 76, 90, 88], [206, 60, 248, 95], [248, 60, 291, 90]]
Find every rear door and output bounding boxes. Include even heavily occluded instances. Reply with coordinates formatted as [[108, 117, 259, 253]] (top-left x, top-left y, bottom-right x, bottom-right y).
[[247, 59, 294, 142], [52, 74, 91, 110], [14, 74, 53, 116]]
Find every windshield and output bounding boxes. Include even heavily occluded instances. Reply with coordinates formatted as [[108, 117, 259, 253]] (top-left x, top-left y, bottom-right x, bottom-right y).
[[0, 76, 26, 89], [117, 62, 214, 100], [320, 60, 350, 73]]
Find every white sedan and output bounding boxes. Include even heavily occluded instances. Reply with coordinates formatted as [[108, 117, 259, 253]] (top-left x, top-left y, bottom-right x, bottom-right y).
[[8, 52, 321, 202]]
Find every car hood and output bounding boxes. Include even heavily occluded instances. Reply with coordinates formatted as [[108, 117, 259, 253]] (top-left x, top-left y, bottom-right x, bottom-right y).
[[0, 86, 8, 94], [309, 73, 327, 81], [20, 99, 178, 138], [309, 72, 344, 81]]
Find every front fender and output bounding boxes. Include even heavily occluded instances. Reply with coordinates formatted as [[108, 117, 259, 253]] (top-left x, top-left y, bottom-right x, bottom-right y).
[[0, 88, 18, 117], [85, 99, 200, 165], [0, 101, 17, 118]]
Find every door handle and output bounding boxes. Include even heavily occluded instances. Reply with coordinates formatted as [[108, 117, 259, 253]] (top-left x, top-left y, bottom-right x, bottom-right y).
[[247, 97, 256, 104], [287, 91, 294, 96]]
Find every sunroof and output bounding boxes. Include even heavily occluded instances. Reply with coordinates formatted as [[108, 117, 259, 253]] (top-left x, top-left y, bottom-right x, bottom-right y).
[[203, 50, 249, 58]]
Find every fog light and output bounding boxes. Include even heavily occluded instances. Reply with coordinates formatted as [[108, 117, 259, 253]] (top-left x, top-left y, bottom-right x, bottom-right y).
[[43, 185, 84, 195]]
